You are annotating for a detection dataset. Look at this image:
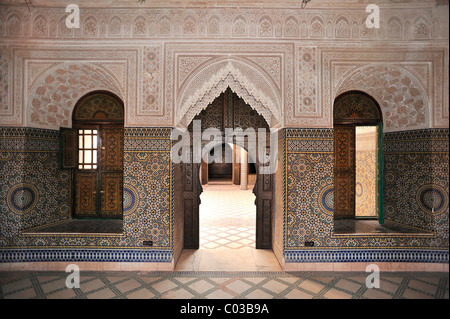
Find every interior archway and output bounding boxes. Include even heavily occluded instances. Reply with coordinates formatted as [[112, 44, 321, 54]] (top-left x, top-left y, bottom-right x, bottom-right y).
[[175, 88, 281, 271], [175, 58, 283, 129]]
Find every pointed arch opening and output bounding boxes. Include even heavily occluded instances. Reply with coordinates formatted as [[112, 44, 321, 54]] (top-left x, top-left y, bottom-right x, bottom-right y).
[[175, 58, 283, 130], [175, 88, 281, 271]]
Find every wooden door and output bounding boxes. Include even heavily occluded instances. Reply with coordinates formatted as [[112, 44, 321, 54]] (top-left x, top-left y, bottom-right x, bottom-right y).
[[232, 144, 241, 185], [74, 125, 123, 219], [182, 159, 202, 249], [255, 162, 274, 249], [334, 125, 356, 219], [99, 126, 123, 218]]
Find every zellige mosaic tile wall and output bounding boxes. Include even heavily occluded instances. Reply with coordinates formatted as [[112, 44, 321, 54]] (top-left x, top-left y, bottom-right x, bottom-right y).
[[0, 127, 174, 263], [283, 128, 448, 263]]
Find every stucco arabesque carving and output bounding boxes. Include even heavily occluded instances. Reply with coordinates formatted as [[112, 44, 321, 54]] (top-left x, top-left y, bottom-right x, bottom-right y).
[[27, 61, 124, 130], [335, 64, 431, 132], [176, 60, 282, 129]]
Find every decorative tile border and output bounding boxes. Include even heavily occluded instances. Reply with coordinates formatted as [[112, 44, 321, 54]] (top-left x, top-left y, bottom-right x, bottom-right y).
[[0, 249, 173, 263], [284, 249, 449, 263], [384, 129, 449, 153]]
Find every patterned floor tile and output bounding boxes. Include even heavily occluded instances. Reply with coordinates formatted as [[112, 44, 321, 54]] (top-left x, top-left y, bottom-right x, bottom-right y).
[[1, 278, 33, 295], [224, 279, 253, 295], [298, 279, 325, 294], [262, 280, 289, 294], [126, 287, 156, 299], [163, 288, 195, 299], [115, 279, 141, 293], [244, 288, 275, 299], [0, 271, 447, 300], [187, 279, 216, 294], [80, 278, 106, 293], [46, 288, 78, 299], [205, 289, 236, 299], [284, 289, 315, 299], [362, 287, 395, 299], [199, 183, 256, 250], [40, 278, 67, 295], [86, 287, 116, 299], [335, 278, 363, 293], [152, 279, 178, 294], [322, 288, 353, 299], [402, 287, 434, 299]]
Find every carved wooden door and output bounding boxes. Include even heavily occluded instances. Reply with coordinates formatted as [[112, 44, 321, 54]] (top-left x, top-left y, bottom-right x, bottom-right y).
[[334, 125, 356, 219], [255, 162, 274, 249], [182, 160, 202, 249], [74, 125, 123, 219]]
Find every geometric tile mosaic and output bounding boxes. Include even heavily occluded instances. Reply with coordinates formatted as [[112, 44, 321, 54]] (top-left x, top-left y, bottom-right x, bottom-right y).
[[284, 128, 449, 261], [383, 129, 449, 248], [0, 126, 448, 265], [0, 127, 173, 259]]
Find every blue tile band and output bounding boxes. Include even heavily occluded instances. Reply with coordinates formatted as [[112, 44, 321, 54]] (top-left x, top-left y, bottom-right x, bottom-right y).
[[284, 249, 449, 263], [0, 249, 173, 263]]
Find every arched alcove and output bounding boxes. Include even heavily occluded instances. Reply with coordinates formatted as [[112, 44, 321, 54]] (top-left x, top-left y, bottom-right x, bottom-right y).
[[333, 91, 383, 223]]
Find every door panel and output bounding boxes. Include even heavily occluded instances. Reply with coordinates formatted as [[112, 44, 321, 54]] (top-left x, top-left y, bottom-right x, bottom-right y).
[[182, 161, 201, 249], [99, 127, 124, 218], [75, 172, 98, 216], [334, 126, 356, 219], [232, 144, 241, 185], [101, 172, 123, 218], [255, 163, 273, 249], [101, 128, 124, 171], [74, 125, 123, 219]]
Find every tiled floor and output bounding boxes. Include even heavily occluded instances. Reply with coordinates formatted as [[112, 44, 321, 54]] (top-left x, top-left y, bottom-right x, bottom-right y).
[[0, 270, 448, 299], [200, 182, 256, 250]]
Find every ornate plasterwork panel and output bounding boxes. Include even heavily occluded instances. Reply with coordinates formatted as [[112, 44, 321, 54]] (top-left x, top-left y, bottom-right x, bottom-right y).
[[136, 45, 165, 123], [293, 45, 320, 126], [0, 45, 138, 130], [322, 48, 448, 131], [0, 45, 10, 118], [336, 64, 429, 131], [28, 62, 123, 129], [165, 42, 294, 129]]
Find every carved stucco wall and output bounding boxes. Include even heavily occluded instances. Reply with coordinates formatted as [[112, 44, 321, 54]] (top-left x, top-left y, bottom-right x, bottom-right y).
[[336, 64, 430, 132], [27, 62, 123, 129], [0, 3, 448, 130]]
